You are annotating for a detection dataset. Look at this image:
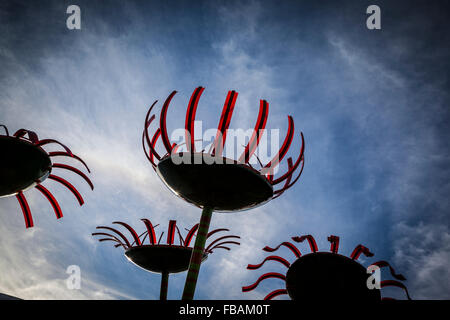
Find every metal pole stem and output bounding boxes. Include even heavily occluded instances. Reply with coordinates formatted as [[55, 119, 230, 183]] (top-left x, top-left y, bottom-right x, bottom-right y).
[[160, 271, 169, 300], [182, 206, 213, 300]]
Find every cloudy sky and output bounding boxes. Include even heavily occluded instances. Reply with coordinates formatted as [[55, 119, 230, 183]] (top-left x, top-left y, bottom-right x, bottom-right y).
[[0, 0, 449, 300]]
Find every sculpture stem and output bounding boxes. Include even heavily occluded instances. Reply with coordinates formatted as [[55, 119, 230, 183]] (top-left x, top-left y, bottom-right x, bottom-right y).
[[160, 271, 169, 300], [182, 206, 213, 300]]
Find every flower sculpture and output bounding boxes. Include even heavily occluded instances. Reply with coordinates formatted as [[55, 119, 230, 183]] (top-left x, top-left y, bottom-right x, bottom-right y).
[[0, 125, 93, 228], [92, 218, 240, 300], [142, 87, 305, 299], [243, 234, 411, 300]]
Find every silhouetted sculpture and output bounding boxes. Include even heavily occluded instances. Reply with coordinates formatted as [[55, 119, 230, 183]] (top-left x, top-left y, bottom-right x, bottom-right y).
[[243, 234, 411, 300], [0, 125, 93, 228], [142, 87, 305, 299], [92, 218, 239, 300]]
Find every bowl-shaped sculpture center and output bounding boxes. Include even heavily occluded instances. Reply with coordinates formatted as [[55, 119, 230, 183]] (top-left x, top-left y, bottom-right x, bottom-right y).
[[125, 245, 208, 274], [156, 152, 273, 212], [0, 136, 51, 197], [286, 252, 381, 301]]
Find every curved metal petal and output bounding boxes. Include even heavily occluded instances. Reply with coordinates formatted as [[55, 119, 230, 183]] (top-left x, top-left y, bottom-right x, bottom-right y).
[[35, 184, 63, 219], [141, 219, 157, 245], [184, 224, 199, 247], [0, 124, 9, 136], [262, 115, 294, 178], [36, 139, 72, 155], [271, 132, 305, 185], [92, 232, 125, 244], [185, 86, 205, 153], [206, 235, 240, 252], [350, 244, 374, 260], [264, 289, 288, 301], [247, 255, 290, 270], [380, 280, 411, 300], [160, 91, 177, 154], [52, 163, 94, 190], [209, 246, 230, 253], [16, 191, 33, 228], [142, 100, 161, 163], [142, 104, 160, 166], [238, 99, 269, 164], [263, 242, 301, 258], [369, 261, 406, 281], [96, 226, 131, 248], [92, 232, 127, 249], [211, 90, 238, 156], [150, 128, 162, 164], [327, 235, 340, 254], [292, 234, 318, 253], [48, 174, 84, 206], [272, 158, 304, 196], [48, 152, 91, 173], [242, 272, 286, 292], [166, 220, 177, 245], [208, 241, 240, 252], [272, 157, 294, 199], [13, 129, 39, 144], [113, 221, 141, 246]]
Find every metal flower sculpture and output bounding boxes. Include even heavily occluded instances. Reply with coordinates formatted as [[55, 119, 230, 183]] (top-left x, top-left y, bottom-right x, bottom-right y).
[[243, 234, 411, 301], [142, 87, 305, 299], [92, 219, 240, 300], [0, 125, 93, 228]]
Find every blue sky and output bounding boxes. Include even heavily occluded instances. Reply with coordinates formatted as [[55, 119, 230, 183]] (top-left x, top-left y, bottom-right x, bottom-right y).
[[0, 0, 449, 299]]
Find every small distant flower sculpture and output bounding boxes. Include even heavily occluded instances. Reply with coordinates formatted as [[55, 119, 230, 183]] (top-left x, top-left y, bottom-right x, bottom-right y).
[[92, 218, 240, 300]]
